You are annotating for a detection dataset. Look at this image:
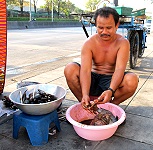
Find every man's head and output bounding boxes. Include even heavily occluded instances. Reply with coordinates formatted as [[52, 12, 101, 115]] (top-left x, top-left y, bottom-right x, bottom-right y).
[[94, 7, 119, 26], [94, 7, 120, 40]]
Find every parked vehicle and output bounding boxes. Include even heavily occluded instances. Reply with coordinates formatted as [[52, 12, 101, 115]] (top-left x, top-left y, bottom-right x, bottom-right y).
[[144, 19, 152, 34]]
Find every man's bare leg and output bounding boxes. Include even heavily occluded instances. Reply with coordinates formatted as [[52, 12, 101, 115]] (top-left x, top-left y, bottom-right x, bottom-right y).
[[64, 63, 139, 105], [112, 73, 139, 105], [64, 62, 82, 101]]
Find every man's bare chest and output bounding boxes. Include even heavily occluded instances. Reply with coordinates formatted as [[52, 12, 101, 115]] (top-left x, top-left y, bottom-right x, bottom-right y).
[[92, 45, 118, 64]]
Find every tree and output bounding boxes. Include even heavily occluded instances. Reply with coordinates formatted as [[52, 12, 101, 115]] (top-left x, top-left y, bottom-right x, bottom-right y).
[[44, 0, 60, 17], [7, 0, 18, 17], [60, 0, 75, 18], [44, 0, 52, 16], [19, 0, 24, 15], [7, 0, 24, 16], [86, 0, 101, 12], [44, 0, 76, 18], [53, 0, 61, 18], [33, 0, 38, 13], [6, 0, 18, 5]]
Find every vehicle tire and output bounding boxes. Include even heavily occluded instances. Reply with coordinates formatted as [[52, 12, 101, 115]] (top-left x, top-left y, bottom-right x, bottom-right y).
[[138, 39, 145, 58], [129, 31, 139, 69]]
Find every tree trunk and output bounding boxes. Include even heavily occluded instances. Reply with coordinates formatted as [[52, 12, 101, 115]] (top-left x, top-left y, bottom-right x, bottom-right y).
[[34, 4, 37, 13], [20, 0, 24, 16], [58, 0, 60, 19]]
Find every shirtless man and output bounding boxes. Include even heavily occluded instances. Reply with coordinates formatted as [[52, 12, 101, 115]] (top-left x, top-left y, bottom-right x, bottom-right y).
[[64, 7, 138, 107]]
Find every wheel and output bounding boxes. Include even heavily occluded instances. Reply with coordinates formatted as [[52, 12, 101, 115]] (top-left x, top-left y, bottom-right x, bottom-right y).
[[129, 31, 139, 69], [138, 38, 145, 58]]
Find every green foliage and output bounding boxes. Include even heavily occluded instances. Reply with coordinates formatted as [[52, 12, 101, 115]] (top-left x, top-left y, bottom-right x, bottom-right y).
[[8, 17, 29, 21], [6, 0, 18, 5], [85, 0, 101, 12], [59, 1, 75, 18], [43, 0, 76, 18], [7, 0, 88, 20]]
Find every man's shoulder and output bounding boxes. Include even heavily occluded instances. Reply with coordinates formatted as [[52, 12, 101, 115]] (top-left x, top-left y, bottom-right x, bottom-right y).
[[88, 33, 97, 39], [84, 34, 97, 43], [116, 34, 130, 51], [116, 33, 125, 39], [116, 34, 129, 43]]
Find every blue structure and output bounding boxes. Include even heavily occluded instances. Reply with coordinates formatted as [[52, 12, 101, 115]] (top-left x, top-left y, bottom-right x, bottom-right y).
[[13, 110, 61, 146]]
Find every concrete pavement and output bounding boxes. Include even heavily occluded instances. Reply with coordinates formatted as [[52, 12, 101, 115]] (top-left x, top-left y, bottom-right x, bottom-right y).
[[0, 34, 153, 150]]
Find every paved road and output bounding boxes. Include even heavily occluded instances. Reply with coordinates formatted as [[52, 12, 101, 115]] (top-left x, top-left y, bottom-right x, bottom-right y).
[[6, 27, 90, 85]]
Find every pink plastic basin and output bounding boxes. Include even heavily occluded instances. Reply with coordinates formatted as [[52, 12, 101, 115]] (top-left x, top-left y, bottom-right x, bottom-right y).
[[66, 103, 126, 141]]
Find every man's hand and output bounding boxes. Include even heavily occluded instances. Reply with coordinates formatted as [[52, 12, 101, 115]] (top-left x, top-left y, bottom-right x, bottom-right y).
[[81, 95, 91, 108], [98, 90, 113, 103]]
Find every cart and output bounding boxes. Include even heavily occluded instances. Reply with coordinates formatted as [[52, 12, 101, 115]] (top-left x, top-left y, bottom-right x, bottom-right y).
[[80, 7, 147, 69]]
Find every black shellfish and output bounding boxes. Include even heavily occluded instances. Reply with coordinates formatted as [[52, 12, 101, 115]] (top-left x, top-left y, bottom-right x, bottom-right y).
[[20, 89, 57, 104]]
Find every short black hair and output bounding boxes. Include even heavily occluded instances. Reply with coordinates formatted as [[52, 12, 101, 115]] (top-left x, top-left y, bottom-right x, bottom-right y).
[[94, 7, 119, 26]]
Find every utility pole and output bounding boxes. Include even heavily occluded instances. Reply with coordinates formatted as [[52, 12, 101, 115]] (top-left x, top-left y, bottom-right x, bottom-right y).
[[52, 0, 54, 22], [29, 0, 32, 21]]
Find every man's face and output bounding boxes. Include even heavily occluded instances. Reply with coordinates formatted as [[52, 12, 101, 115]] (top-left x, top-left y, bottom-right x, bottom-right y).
[[96, 14, 119, 41]]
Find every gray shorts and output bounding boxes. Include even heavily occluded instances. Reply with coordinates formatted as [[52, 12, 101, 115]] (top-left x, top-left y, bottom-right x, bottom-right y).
[[89, 72, 112, 96]]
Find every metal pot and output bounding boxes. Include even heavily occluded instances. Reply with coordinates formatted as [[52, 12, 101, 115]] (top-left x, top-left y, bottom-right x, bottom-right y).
[[9, 84, 67, 115]]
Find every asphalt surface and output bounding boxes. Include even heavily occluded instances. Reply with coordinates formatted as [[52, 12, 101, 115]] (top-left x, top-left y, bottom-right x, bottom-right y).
[[0, 28, 153, 150]]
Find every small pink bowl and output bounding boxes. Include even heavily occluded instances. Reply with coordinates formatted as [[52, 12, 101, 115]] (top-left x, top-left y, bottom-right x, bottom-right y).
[[66, 103, 126, 141]]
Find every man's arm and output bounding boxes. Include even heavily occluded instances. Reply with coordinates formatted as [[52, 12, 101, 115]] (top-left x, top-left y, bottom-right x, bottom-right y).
[[99, 38, 130, 103], [80, 40, 93, 105], [110, 38, 130, 91]]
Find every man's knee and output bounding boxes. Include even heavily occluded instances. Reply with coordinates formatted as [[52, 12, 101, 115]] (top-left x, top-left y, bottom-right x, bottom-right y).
[[64, 62, 80, 78], [124, 73, 138, 92]]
